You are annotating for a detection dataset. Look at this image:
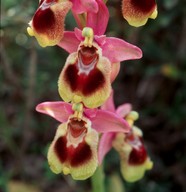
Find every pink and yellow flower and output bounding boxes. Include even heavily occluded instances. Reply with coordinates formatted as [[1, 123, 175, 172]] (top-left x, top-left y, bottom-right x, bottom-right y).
[[36, 101, 130, 180], [58, 28, 112, 109], [27, 0, 103, 47], [98, 92, 153, 182], [58, 1, 142, 108], [122, 0, 158, 27], [58, 27, 142, 108], [27, 0, 72, 47]]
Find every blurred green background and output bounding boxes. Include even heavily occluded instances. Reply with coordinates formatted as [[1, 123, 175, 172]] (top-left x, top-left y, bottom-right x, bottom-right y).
[[0, 0, 186, 192]]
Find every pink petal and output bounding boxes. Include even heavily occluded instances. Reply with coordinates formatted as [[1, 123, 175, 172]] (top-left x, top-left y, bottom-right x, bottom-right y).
[[87, 0, 109, 35], [74, 28, 84, 41], [94, 35, 106, 46], [70, 0, 85, 14], [58, 31, 80, 53], [116, 103, 132, 117], [110, 62, 121, 83], [84, 108, 98, 119], [70, 0, 98, 14], [101, 37, 142, 63], [98, 132, 116, 164], [80, 0, 98, 13], [36, 101, 73, 122], [101, 90, 116, 113], [88, 109, 130, 133]]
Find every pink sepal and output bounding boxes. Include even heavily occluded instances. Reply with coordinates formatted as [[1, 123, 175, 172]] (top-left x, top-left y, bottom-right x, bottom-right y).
[[36, 101, 73, 122], [102, 37, 142, 63], [116, 103, 132, 117], [89, 109, 130, 133], [98, 132, 116, 164], [101, 91, 116, 113], [87, 0, 109, 35], [58, 31, 80, 53]]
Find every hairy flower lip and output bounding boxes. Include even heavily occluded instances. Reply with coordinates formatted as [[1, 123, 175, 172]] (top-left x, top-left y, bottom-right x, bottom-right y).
[[27, 0, 72, 47], [49, 120, 98, 180], [120, 130, 148, 165], [130, 0, 156, 13], [32, 6, 55, 34], [122, 0, 158, 27]]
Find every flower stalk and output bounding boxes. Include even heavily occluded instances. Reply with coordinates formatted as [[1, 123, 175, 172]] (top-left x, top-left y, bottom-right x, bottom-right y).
[[91, 165, 105, 192]]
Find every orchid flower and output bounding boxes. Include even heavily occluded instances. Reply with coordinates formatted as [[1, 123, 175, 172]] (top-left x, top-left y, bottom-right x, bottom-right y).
[[27, 0, 72, 47], [36, 101, 130, 180], [58, 1, 142, 109], [122, 0, 158, 27], [27, 0, 102, 47], [98, 92, 153, 182]]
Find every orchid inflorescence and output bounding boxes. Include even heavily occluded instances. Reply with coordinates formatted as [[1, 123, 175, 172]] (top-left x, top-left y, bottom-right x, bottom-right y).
[[28, 0, 157, 182]]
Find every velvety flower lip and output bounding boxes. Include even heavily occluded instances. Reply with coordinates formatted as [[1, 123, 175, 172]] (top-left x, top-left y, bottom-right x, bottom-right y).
[[27, 0, 72, 47], [122, 0, 158, 27], [47, 116, 99, 180], [112, 128, 153, 182]]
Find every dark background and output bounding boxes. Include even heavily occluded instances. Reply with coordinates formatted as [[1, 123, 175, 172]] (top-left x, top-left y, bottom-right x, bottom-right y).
[[1, 0, 186, 191]]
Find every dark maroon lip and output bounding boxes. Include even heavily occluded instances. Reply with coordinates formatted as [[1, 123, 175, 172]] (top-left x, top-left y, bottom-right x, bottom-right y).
[[128, 144, 147, 165], [63, 45, 105, 96], [33, 7, 55, 34], [126, 135, 147, 165], [131, 0, 156, 13], [54, 136, 92, 167], [63, 63, 105, 96]]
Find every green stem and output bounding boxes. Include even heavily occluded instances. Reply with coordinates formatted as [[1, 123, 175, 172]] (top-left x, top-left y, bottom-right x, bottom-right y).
[[91, 165, 105, 192]]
